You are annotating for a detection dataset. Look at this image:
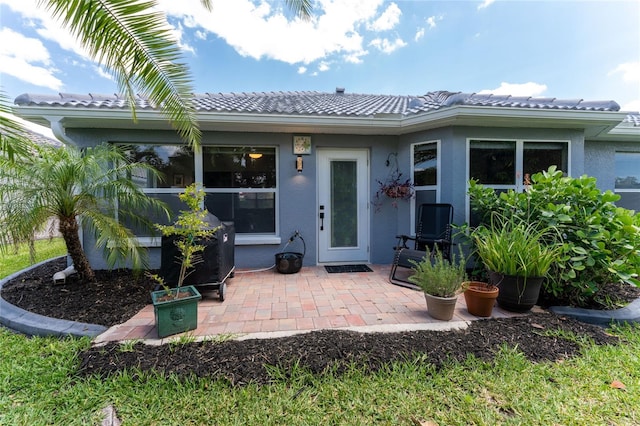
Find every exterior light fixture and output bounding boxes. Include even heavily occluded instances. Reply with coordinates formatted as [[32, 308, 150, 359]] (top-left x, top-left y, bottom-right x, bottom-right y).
[[296, 155, 303, 173]]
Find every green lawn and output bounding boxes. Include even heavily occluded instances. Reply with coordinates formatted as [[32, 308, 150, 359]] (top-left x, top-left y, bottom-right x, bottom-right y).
[[0, 238, 66, 279], [0, 325, 638, 425]]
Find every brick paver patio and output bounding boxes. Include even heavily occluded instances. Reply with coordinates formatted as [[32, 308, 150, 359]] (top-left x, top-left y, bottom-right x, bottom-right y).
[[95, 264, 517, 344]]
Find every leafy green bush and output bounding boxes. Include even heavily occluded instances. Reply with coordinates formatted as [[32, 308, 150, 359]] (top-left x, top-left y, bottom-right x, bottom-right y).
[[468, 166, 640, 306]]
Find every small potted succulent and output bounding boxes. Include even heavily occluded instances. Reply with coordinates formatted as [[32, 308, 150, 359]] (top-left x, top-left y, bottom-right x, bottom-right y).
[[408, 247, 467, 321]]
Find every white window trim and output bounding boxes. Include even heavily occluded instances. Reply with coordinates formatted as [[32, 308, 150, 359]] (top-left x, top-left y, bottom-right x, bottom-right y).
[[465, 138, 571, 224], [202, 145, 280, 238], [410, 139, 441, 235]]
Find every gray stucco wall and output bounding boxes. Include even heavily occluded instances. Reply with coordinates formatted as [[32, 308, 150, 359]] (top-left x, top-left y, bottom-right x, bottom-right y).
[[65, 125, 603, 271], [585, 140, 640, 191]]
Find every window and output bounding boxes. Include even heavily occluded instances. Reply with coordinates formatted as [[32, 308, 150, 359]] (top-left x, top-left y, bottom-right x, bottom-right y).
[[412, 141, 439, 232], [469, 139, 568, 189], [467, 139, 569, 223], [203, 146, 277, 234], [124, 144, 195, 189], [120, 144, 195, 235], [615, 152, 640, 210]]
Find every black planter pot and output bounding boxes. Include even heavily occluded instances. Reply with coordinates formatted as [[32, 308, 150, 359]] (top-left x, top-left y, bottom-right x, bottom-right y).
[[489, 272, 544, 313]]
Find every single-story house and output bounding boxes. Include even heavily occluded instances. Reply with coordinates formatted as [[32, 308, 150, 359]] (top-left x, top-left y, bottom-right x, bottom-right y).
[[13, 89, 640, 270]]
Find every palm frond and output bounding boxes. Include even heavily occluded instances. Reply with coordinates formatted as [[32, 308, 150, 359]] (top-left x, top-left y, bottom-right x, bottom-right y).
[[0, 91, 33, 161], [285, 0, 313, 20], [39, 0, 200, 147]]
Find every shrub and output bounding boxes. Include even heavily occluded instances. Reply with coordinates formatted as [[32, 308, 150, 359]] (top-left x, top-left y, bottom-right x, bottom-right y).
[[468, 166, 640, 306]]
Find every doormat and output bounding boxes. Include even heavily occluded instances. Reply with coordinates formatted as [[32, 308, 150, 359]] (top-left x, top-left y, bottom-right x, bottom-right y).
[[324, 264, 373, 273]]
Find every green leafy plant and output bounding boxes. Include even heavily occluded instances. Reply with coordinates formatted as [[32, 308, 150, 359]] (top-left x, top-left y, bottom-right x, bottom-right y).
[[468, 166, 640, 306], [408, 247, 467, 297], [148, 183, 218, 297], [471, 213, 560, 278]]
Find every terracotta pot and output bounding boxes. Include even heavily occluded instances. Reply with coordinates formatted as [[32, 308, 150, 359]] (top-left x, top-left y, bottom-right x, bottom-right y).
[[489, 272, 544, 313], [424, 293, 458, 321], [463, 281, 499, 317]]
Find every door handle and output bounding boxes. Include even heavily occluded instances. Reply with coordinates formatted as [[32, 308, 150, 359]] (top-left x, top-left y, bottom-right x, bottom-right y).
[[319, 212, 325, 230]]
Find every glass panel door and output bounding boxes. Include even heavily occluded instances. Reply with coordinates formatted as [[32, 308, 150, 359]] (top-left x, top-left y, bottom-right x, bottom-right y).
[[331, 160, 358, 248], [318, 149, 369, 263]]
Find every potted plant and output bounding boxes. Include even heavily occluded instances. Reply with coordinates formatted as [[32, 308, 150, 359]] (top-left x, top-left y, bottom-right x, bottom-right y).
[[408, 247, 467, 321], [149, 184, 217, 338], [470, 214, 559, 313], [372, 168, 414, 211], [463, 280, 499, 317]]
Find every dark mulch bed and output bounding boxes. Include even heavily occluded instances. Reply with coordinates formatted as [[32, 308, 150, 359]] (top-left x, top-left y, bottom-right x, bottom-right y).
[[2, 258, 638, 386], [1, 258, 156, 326], [78, 313, 619, 386]]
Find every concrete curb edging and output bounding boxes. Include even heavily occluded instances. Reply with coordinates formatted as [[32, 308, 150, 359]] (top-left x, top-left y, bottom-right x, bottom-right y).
[[0, 257, 107, 338], [549, 298, 640, 326]]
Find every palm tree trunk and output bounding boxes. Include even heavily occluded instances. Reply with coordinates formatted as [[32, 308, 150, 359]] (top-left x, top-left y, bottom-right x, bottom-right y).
[[59, 216, 95, 282]]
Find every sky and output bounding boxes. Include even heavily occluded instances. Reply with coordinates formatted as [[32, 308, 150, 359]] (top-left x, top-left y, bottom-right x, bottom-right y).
[[1, 0, 639, 138]]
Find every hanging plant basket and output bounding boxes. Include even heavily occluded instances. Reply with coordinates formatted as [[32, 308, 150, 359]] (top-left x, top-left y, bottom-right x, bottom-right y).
[[372, 153, 414, 211]]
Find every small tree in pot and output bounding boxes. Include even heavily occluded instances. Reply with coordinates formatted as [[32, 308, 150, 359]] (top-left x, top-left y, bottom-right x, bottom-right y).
[[149, 184, 218, 337], [408, 247, 467, 321]]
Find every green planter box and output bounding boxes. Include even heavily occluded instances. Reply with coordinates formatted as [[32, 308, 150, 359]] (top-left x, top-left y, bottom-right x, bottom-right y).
[[151, 285, 202, 338]]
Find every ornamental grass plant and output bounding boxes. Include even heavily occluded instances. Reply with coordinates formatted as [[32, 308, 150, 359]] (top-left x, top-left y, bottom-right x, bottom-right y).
[[471, 213, 560, 278]]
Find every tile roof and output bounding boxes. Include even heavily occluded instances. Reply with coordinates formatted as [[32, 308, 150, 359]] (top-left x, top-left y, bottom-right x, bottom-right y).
[[623, 114, 640, 127], [15, 90, 622, 118], [0, 124, 62, 147]]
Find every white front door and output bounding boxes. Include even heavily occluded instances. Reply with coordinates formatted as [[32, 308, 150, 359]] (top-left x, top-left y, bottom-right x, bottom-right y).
[[317, 149, 370, 263]]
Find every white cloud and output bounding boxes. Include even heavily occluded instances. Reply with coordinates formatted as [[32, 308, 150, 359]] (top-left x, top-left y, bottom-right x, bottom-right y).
[[426, 16, 437, 29], [369, 37, 407, 54], [478, 0, 496, 10], [157, 0, 394, 66], [297, 66, 307, 74], [1, 0, 91, 59], [170, 23, 196, 55], [478, 82, 548, 97], [609, 61, 640, 83], [368, 2, 401, 31], [93, 66, 114, 82], [318, 62, 330, 72], [0, 28, 63, 90], [621, 99, 640, 113], [416, 14, 443, 42]]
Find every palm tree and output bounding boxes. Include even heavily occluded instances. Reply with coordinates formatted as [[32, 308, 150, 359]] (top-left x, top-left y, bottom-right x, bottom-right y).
[[0, 93, 31, 162], [0, 142, 170, 282], [1, 0, 312, 155], [0, 0, 312, 278]]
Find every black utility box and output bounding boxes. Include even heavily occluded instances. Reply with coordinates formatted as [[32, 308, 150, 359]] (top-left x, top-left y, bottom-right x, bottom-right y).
[[160, 214, 235, 288]]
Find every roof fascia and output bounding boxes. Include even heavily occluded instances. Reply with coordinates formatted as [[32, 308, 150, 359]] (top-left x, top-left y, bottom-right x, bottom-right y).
[[14, 103, 629, 138]]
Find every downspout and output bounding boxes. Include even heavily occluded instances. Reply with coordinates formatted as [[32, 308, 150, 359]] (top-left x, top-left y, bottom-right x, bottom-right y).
[[47, 116, 77, 147]]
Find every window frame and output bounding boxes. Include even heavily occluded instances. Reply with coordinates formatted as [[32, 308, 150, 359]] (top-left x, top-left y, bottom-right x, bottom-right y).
[[202, 145, 280, 244], [614, 151, 640, 211], [410, 139, 441, 235], [114, 143, 281, 246], [465, 138, 571, 223]]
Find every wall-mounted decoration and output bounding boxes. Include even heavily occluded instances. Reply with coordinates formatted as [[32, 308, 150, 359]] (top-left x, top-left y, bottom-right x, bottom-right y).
[[293, 135, 312, 155]]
